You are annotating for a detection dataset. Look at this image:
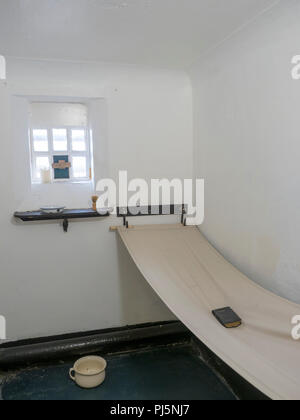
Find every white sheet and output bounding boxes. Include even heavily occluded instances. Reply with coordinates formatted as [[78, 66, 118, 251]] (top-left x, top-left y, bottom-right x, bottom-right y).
[[118, 224, 300, 400]]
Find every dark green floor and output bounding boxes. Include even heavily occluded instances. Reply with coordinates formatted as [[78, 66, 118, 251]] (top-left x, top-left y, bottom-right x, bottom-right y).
[[1, 344, 237, 400]]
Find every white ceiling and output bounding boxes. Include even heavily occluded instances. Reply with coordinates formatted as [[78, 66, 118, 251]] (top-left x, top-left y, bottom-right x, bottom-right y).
[[0, 0, 277, 68]]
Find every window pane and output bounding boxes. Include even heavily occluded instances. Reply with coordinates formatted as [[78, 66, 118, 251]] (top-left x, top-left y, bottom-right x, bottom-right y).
[[72, 156, 87, 178], [72, 129, 86, 151], [33, 129, 48, 152], [53, 129, 68, 151], [36, 156, 50, 179]]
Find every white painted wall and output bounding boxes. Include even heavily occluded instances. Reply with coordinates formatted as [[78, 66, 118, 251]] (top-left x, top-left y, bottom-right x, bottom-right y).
[[0, 58, 193, 341], [190, 0, 300, 303]]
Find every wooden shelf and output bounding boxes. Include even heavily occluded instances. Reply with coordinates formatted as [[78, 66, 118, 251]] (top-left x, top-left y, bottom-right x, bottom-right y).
[[14, 209, 110, 232]]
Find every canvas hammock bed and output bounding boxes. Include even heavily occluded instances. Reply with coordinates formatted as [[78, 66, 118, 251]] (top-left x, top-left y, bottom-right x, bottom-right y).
[[118, 224, 300, 400]]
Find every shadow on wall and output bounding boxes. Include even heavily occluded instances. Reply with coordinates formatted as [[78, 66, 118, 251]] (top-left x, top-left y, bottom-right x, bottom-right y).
[[116, 235, 176, 325]]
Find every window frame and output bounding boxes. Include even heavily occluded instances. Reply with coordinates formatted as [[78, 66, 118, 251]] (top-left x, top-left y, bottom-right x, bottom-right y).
[[30, 126, 92, 184]]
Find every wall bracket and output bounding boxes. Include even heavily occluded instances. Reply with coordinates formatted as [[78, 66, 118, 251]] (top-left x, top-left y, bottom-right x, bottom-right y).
[[14, 208, 110, 233]]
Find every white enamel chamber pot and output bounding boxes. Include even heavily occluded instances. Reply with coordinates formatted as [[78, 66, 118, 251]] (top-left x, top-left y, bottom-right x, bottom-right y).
[[69, 356, 107, 389]]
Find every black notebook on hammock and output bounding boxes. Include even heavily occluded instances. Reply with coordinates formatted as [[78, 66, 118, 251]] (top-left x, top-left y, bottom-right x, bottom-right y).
[[212, 307, 242, 329]]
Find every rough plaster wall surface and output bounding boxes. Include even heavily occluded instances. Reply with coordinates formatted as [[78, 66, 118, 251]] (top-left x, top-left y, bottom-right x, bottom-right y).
[[0, 58, 193, 341], [190, 0, 300, 303]]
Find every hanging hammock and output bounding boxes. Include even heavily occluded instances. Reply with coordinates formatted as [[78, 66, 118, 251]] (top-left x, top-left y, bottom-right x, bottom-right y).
[[118, 224, 300, 400]]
